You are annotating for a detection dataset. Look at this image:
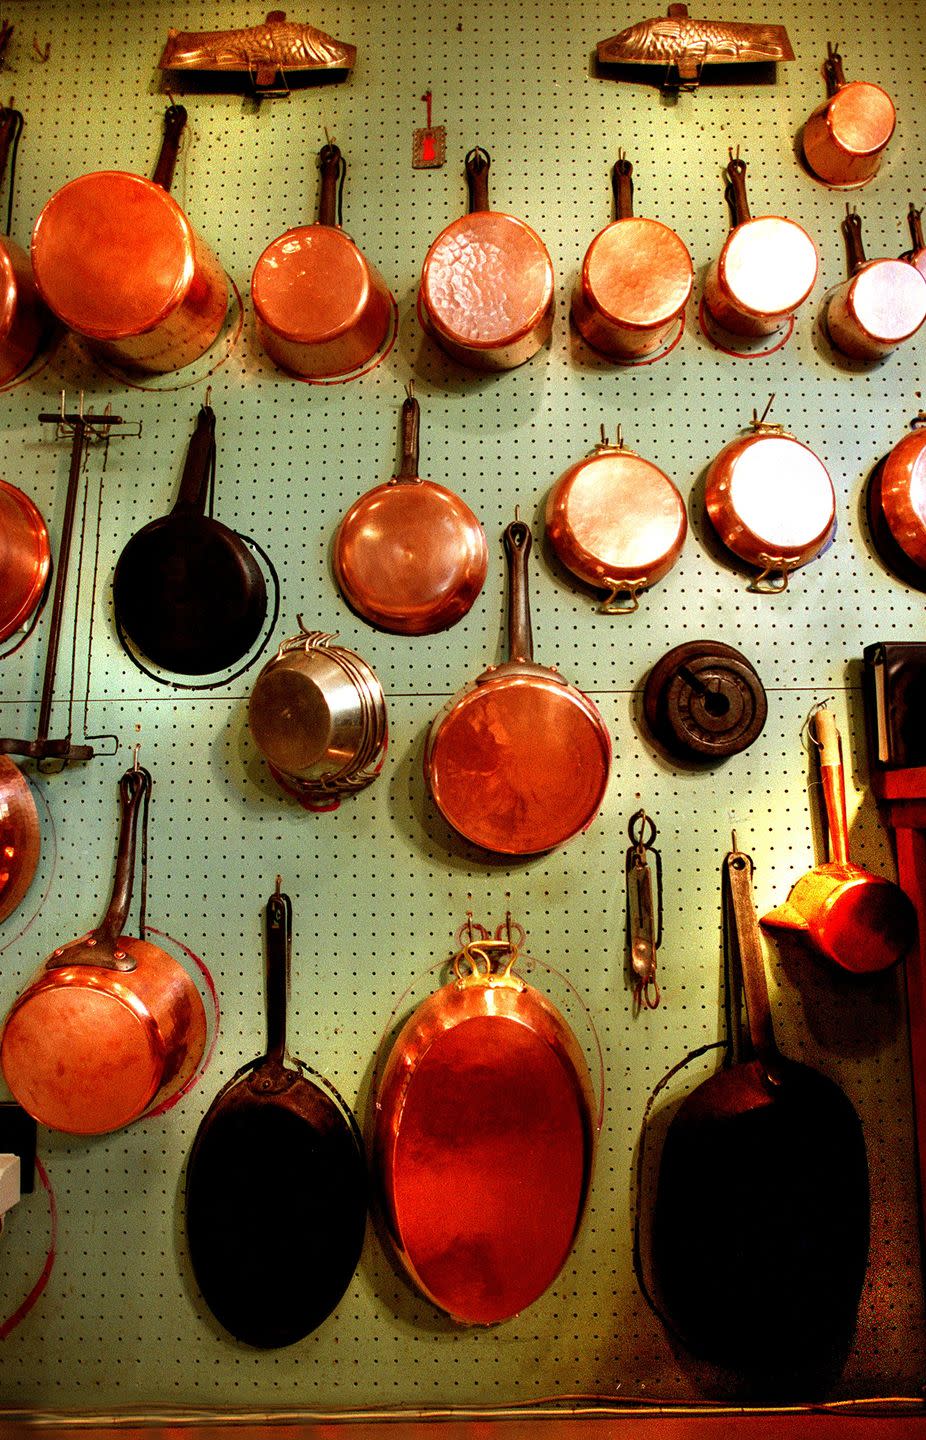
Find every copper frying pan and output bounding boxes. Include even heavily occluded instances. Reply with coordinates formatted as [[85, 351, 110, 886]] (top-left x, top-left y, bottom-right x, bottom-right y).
[[251, 141, 391, 379], [0, 476, 50, 645], [826, 209, 926, 361], [418, 148, 554, 371], [867, 413, 926, 583], [545, 425, 687, 613], [424, 519, 612, 855], [762, 706, 917, 973], [373, 920, 596, 1324], [333, 387, 488, 634], [31, 105, 228, 374], [802, 43, 895, 189]]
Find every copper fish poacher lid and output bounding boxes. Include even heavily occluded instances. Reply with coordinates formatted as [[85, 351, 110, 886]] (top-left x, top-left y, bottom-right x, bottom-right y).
[[545, 427, 687, 611]]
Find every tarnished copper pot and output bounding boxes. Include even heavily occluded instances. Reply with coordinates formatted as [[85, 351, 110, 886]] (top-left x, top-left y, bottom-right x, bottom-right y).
[[0, 476, 50, 644], [826, 209, 926, 361], [802, 44, 895, 189], [1, 766, 207, 1134], [252, 141, 391, 379], [418, 148, 554, 371], [703, 155, 818, 337], [545, 426, 686, 612], [572, 154, 692, 361], [0, 105, 52, 384], [0, 757, 39, 924], [705, 404, 836, 591], [31, 105, 228, 375]]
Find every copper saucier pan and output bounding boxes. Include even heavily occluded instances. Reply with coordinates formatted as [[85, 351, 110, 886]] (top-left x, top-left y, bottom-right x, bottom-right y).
[[825, 208, 926, 361], [418, 148, 554, 371], [572, 153, 693, 361], [31, 105, 227, 374], [802, 42, 895, 189], [251, 141, 391, 379], [762, 706, 917, 973]]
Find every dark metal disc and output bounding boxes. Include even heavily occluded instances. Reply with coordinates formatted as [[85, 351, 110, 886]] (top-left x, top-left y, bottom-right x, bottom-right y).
[[643, 640, 767, 761]]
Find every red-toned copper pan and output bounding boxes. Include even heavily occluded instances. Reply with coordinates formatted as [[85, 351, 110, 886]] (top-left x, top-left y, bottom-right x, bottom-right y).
[[0, 757, 39, 924], [424, 519, 611, 855], [31, 105, 227, 374], [704, 402, 835, 591], [373, 920, 596, 1325], [334, 387, 487, 634], [826, 209, 926, 361], [0, 105, 51, 385], [703, 154, 818, 337], [572, 154, 693, 361], [802, 43, 895, 189], [545, 425, 686, 613], [252, 141, 391, 379], [418, 148, 554, 371], [0, 476, 50, 645]]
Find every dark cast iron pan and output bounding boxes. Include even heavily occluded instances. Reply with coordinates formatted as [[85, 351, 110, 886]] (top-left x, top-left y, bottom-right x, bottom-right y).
[[184, 880, 367, 1348], [645, 842, 870, 1394], [113, 403, 268, 676]]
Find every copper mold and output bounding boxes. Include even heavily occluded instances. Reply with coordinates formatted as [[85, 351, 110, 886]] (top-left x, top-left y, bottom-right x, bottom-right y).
[[159, 11, 355, 92], [597, 3, 793, 89]]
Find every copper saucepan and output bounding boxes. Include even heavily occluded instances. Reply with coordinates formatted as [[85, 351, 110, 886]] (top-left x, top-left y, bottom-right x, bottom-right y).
[[704, 401, 836, 592], [867, 412, 926, 582], [0, 475, 50, 646], [424, 519, 612, 855], [762, 706, 917, 974], [802, 43, 895, 189], [1, 765, 207, 1134], [545, 425, 687, 613], [825, 208, 926, 361], [0, 105, 51, 384], [418, 148, 554, 371], [252, 141, 391, 379], [31, 105, 227, 374], [572, 154, 693, 361], [0, 756, 39, 925], [703, 154, 818, 338], [334, 387, 488, 634]]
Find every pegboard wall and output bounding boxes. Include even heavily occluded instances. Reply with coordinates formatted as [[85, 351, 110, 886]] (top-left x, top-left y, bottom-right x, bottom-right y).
[[1, 0, 926, 1417]]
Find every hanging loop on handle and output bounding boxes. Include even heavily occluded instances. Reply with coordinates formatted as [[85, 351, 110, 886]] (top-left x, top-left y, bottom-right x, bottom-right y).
[[465, 147, 491, 213]]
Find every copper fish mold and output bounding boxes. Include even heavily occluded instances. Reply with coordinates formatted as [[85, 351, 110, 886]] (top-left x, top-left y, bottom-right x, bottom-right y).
[[158, 10, 356, 94], [597, 3, 794, 90]]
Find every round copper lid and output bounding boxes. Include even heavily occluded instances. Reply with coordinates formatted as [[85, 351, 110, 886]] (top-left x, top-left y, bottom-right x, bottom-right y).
[[828, 83, 896, 158], [31, 172, 196, 339], [711, 435, 835, 559], [420, 211, 554, 351], [881, 426, 926, 568], [0, 478, 50, 643], [720, 218, 818, 318], [849, 261, 926, 344], [251, 224, 376, 346], [582, 218, 692, 330]]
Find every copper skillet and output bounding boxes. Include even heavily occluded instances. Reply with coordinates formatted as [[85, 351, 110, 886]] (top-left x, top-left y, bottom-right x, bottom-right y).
[[251, 141, 391, 379], [334, 387, 487, 634], [418, 148, 554, 371], [571, 153, 693, 361], [424, 519, 612, 855], [802, 43, 895, 189], [545, 425, 686, 613], [867, 412, 926, 584]]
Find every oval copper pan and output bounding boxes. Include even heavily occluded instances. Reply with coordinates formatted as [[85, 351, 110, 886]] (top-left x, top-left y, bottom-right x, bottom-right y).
[[0, 477, 50, 643]]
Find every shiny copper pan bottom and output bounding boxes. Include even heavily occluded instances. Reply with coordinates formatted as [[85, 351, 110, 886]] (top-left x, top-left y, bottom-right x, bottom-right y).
[[0, 478, 50, 643], [0, 758, 40, 924]]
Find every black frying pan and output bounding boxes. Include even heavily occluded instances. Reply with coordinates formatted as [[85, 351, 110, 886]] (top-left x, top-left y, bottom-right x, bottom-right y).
[[647, 842, 870, 1393], [184, 881, 367, 1348], [113, 403, 267, 675]]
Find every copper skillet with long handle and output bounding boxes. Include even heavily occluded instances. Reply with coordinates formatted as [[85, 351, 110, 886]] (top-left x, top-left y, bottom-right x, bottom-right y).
[[251, 141, 391, 379], [31, 105, 227, 374], [424, 519, 612, 855], [333, 387, 488, 634], [826, 208, 926, 361], [418, 148, 554, 371]]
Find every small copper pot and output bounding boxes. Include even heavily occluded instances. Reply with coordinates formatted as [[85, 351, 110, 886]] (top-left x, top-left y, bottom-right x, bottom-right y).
[[251, 142, 391, 379], [31, 106, 227, 375], [703, 155, 818, 337], [826, 209, 926, 361], [705, 404, 836, 591], [571, 154, 693, 361], [545, 426, 686, 612], [802, 44, 895, 189], [418, 148, 554, 371]]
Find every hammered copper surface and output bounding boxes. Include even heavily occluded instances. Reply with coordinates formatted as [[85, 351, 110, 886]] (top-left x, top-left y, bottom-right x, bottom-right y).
[[0, 476, 50, 643], [880, 427, 926, 568], [803, 82, 896, 187], [706, 217, 818, 334], [572, 217, 692, 358], [0, 757, 39, 924], [705, 433, 835, 571], [827, 260, 926, 359]]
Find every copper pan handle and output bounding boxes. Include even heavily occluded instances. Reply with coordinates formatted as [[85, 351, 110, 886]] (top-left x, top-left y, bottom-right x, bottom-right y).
[[398, 389, 420, 481], [317, 141, 342, 226], [725, 155, 751, 227], [812, 705, 850, 866], [908, 203, 925, 255], [264, 881, 293, 1067], [824, 41, 847, 96], [151, 103, 187, 193], [466, 147, 491, 214], [612, 154, 634, 221], [843, 209, 867, 276], [503, 518, 534, 666]]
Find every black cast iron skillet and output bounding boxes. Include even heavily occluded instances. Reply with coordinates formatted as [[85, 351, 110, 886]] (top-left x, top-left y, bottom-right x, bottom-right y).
[[646, 842, 870, 1394], [113, 403, 267, 675], [184, 881, 367, 1348]]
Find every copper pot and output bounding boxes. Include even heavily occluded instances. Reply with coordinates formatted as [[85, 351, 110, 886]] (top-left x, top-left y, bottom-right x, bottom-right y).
[[252, 142, 391, 379], [802, 43, 895, 189], [545, 426, 686, 612], [703, 155, 818, 338], [826, 209, 926, 361], [31, 105, 228, 374], [867, 413, 926, 582], [704, 404, 836, 591], [571, 154, 693, 361], [0, 475, 50, 645], [0, 757, 39, 924], [418, 148, 554, 371], [0, 105, 52, 384], [1, 766, 207, 1134]]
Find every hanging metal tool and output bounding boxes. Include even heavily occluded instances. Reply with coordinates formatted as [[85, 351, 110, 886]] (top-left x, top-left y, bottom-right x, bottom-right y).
[[626, 809, 662, 1010]]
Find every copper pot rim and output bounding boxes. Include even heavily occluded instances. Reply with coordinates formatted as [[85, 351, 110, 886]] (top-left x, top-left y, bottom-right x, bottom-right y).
[[419, 210, 554, 351], [844, 259, 926, 344], [717, 217, 818, 319], [0, 477, 51, 642], [580, 217, 693, 331]]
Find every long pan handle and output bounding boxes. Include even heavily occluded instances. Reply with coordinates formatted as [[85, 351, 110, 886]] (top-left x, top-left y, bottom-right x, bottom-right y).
[[265, 880, 293, 1066], [171, 404, 216, 516], [813, 705, 851, 866], [723, 844, 781, 1082], [503, 518, 534, 666], [398, 389, 420, 481], [152, 104, 187, 193]]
